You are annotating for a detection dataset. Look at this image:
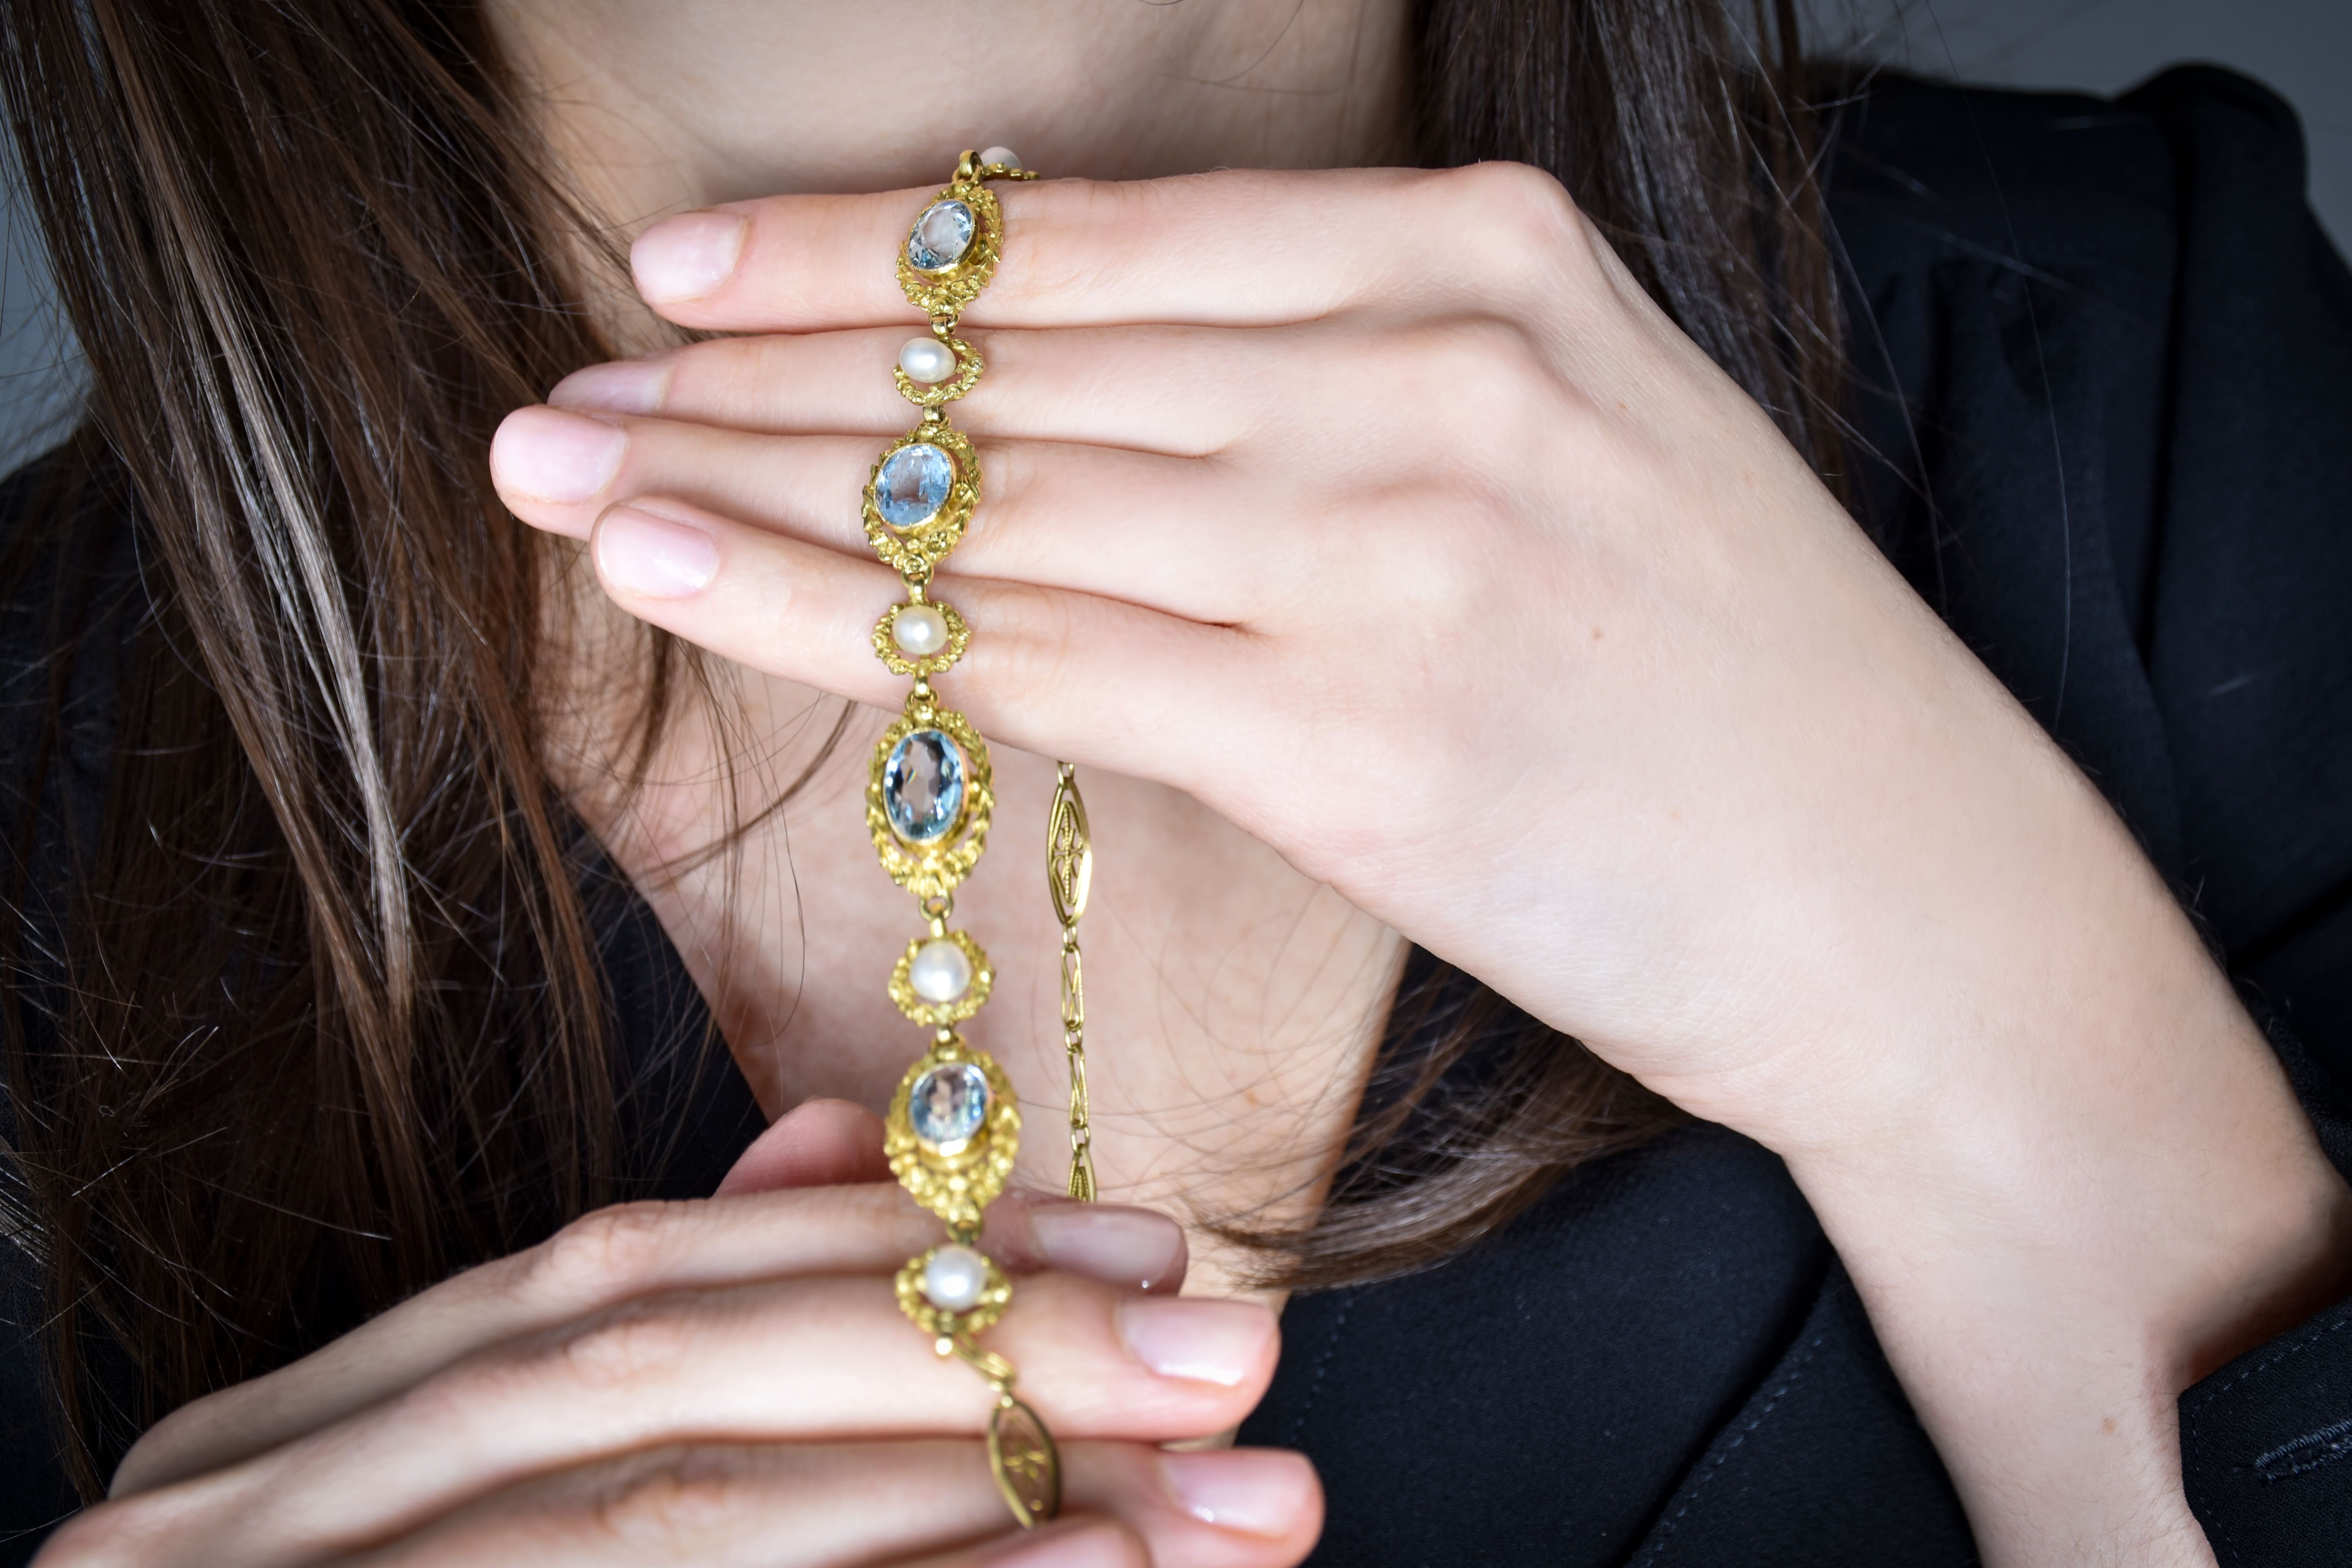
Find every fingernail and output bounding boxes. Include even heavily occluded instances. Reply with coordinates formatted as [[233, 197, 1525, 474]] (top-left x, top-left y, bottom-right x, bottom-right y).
[[549, 359, 671, 417], [976, 1520, 1137, 1568], [595, 506, 718, 599], [632, 211, 747, 303], [1160, 1449, 1316, 1537], [490, 406, 626, 503], [1029, 1204, 1187, 1294], [1115, 1298, 1272, 1387]]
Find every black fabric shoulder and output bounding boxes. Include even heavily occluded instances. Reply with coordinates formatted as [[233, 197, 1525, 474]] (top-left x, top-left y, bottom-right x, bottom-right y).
[[1832, 66, 2352, 1089], [1244, 1126, 1974, 1563], [2121, 65, 2352, 1561], [2117, 67, 2352, 1095]]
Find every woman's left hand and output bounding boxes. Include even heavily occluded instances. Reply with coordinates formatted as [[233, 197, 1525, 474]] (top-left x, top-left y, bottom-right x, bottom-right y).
[[492, 166, 2351, 1567]]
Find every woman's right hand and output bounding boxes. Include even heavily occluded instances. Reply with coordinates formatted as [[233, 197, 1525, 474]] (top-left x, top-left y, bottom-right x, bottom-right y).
[[37, 1104, 1316, 1568]]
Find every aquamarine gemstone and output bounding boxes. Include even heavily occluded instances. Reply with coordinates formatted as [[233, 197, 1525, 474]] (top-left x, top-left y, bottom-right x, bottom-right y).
[[907, 200, 975, 271], [910, 1062, 989, 1147], [884, 728, 965, 843], [875, 443, 954, 530]]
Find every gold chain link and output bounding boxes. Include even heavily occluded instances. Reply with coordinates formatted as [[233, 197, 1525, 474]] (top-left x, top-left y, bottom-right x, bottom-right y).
[[1047, 762, 1096, 1201]]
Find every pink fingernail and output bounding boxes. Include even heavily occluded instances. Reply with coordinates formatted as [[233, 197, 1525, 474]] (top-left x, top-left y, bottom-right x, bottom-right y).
[[1160, 1449, 1317, 1537], [1029, 1204, 1187, 1294], [595, 507, 718, 599], [1115, 1298, 1273, 1387], [549, 359, 671, 417], [490, 406, 627, 503], [632, 211, 747, 303]]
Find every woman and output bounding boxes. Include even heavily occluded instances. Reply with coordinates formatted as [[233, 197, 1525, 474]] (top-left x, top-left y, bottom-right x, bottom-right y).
[[2, 1, 2348, 1564]]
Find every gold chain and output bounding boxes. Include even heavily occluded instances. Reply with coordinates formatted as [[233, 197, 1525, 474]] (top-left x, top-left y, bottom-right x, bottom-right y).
[[1047, 762, 1095, 1200]]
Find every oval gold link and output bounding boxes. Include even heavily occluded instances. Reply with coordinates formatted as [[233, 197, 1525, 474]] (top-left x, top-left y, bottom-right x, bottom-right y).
[[1046, 769, 1092, 926], [1060, 937, 1085, 1034]]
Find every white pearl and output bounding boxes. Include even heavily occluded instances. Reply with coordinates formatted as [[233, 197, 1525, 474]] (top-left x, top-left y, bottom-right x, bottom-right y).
[[921, 1244, 990, 1311], [897, 336, 956, 385], [979, 145, 1021, 171], [908, 937, 973, 1003], [892, 604, 950, 657]]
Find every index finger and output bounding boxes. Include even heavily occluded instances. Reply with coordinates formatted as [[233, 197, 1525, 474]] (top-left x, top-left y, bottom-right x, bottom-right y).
[[628, 161, 1575, 332]]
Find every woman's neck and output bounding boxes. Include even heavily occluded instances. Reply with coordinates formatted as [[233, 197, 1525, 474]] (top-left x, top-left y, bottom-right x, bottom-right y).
[[489, 0, 1412, 224], [491, 0, 1414, 1295]]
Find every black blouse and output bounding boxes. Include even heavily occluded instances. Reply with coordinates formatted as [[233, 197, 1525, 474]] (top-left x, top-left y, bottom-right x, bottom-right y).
[[4, 64, 2350, 1568]]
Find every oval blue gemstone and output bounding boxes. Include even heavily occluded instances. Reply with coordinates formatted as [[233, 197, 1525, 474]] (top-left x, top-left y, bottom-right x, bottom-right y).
[[910, 1062, 990, 1147], [875, 443, 955, 531], [884, 728, 965, 844], [907, 200, 975, 271]]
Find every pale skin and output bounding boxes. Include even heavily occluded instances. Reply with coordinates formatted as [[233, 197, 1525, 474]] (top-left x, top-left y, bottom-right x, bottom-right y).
[[39, 4, 2352, 1568]]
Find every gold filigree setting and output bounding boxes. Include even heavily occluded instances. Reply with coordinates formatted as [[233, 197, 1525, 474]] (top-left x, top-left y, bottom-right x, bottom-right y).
[[894, 332, 985, 407], [863, 423, 982, 578], [885, 1037, 1021, 1231], [866, 696, 993, 900], [894, 1246, 1013, 1341], [871, 596, 971, 678], [888, 928, 995, 1027], [898, 178, 1006, 317]]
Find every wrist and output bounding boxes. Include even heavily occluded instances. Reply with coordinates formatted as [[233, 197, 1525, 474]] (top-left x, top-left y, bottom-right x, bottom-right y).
[[1780, 898, 2352, 1385], [1775, 888, 2352, 1565]]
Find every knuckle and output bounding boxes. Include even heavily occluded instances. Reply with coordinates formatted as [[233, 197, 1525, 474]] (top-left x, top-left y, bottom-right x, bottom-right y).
[[523, 1201, 681, 1307], [585, 1445, 749, 1556], [35, 1497, 167, 1566], [1010, 178, 1134, 302], [672, 335, 776, 414], [975, 578, 1085, 711], [1437, 160, 1594, 285], [30, 1511, 107, 1567], [109, 1414, 193, 1500], [552, 1297, 694, 1392], [1414, 316, 1561, 442]]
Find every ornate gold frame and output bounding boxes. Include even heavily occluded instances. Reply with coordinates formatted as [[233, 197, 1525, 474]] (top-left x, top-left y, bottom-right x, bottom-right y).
[[870, 595, 971, 678], [885, 1037, 1021, 1231], [894, 1244, 1012, 1342], [866, 695, 993, 900], [862, 423, 982, 578], [898, 180, 1006, 317], [888, 928, 994, 1028], [894, 332, 985, 407]]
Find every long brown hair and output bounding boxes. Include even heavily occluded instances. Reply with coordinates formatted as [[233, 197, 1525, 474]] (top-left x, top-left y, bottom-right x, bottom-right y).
[[0, 0, 1842, 1496]]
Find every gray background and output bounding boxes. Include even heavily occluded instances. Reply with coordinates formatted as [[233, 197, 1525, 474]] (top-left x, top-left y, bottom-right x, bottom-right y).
[[1804, 0, 2349, 251], [2, 0, 2346, 471]]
